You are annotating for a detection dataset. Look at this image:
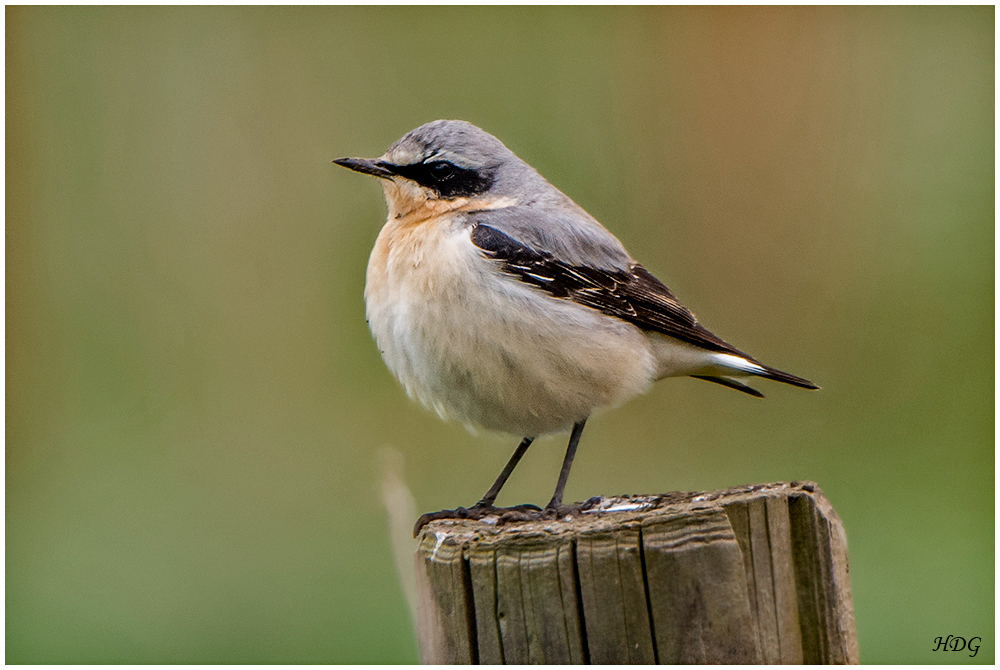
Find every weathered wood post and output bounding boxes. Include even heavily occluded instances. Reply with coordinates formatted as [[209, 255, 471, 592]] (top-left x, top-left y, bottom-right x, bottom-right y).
[[415, 481, 858, 664]]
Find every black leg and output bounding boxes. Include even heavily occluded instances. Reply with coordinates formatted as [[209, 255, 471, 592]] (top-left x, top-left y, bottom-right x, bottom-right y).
[[413, 436, 538, 536], [476, 436, 534, 507], [546, 418, 588, 510]]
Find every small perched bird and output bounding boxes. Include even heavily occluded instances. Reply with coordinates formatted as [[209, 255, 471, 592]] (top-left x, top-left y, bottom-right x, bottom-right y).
[[335, 120, 817, 533]]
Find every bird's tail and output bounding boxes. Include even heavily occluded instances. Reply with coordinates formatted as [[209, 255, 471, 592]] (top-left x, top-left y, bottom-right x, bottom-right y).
[[752, 365, 820, 390], [694, 352, 819, 397]]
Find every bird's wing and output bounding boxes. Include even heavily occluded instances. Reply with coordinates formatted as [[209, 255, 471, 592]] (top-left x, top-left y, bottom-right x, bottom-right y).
[[469, 221, 749, 357], [470, 202, 633, 271], [468, 217, 819, 391]]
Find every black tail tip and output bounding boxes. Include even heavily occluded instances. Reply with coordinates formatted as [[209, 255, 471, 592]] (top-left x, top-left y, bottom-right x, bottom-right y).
[[763, 367, 820, 390]]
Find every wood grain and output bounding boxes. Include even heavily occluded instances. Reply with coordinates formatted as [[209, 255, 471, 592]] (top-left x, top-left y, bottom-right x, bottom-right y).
[[416, 482, 857, 664]]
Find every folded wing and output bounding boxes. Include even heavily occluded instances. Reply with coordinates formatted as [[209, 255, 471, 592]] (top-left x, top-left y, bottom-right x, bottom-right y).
[[470, 223, 818, 394]]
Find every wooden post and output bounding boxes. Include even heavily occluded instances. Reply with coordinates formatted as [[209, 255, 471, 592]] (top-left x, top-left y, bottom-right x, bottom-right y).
[[415, 481, 858, 664]]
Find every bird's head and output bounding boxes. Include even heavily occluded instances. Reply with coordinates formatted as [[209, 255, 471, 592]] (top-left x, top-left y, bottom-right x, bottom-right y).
[[335, 120, 545, 220]]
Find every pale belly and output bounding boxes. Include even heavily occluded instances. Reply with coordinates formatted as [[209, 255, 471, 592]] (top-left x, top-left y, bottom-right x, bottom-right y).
[[364, 215, 658, 437]]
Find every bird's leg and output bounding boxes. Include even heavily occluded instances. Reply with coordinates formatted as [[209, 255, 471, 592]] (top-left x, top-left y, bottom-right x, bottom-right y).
[[413, 436, 540, 536], [474, 436, 534, 507], [544, 418, 588, 516]]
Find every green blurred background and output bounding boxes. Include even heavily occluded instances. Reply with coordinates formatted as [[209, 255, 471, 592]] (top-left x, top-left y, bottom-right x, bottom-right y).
[[7, 6, 993, 664]]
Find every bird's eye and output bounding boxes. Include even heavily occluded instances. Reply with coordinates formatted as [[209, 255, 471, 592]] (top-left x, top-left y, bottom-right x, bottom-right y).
[[428, 162, 455, 181]]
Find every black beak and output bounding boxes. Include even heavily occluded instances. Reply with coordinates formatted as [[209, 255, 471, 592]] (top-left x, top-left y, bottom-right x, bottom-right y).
[[333, 157, 396, 180]]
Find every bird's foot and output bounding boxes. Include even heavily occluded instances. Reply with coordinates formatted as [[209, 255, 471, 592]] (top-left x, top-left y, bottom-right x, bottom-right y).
[[413, 498, 605, 536], [413, 503, 542, 537], [541, 498, 596, 521]]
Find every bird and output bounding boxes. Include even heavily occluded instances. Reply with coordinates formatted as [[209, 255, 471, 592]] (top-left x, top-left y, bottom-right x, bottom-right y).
[[334, 120, 818, 535]]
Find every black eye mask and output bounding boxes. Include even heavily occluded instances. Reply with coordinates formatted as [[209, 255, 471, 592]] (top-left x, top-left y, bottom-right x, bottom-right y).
[[388, 160, 496, 198]]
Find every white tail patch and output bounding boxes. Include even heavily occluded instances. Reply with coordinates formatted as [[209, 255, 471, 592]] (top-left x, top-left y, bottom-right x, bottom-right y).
[[710, 353, 766, 375]]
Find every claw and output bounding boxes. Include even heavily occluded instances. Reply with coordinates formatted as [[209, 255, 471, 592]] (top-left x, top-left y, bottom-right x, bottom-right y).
[[543, 501, 588, 520], [413, 502, 544, 536], [413, 500, 597, 536]]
